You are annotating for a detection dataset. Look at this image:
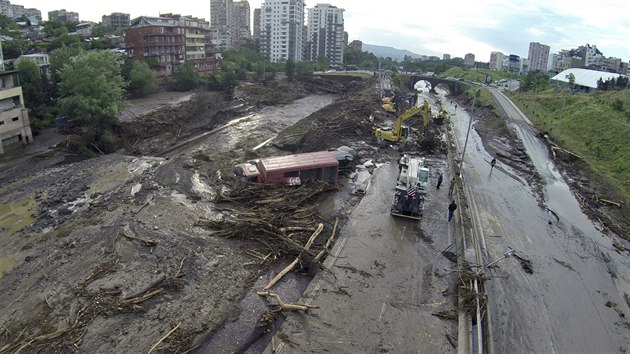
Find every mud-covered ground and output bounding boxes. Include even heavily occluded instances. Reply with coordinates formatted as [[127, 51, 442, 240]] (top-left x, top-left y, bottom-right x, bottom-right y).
[[0, 75, 394, 353]]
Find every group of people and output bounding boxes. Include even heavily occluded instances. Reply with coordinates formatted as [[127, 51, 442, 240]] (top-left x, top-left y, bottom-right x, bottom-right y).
[[436, 156, 497, 222]]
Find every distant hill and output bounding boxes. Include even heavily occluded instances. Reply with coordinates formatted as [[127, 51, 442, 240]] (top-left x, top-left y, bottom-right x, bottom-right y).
[[362, 44, 424, 60]]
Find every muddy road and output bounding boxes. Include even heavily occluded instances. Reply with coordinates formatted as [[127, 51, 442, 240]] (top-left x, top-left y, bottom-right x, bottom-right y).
[[448, 89, 630, 352]]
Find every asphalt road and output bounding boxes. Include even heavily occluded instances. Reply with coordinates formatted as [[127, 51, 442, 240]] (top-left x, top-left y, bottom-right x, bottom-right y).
[[448, 90, 630, 353]]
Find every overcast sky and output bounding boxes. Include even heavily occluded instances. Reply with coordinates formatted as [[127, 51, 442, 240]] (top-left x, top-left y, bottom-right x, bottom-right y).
[[20, 0, 630, 62]]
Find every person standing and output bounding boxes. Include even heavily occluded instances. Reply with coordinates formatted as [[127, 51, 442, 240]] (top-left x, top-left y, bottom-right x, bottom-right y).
[[490, 158, 496, 170], [436, 172, 443, 190], [448, 200, 458, 222]]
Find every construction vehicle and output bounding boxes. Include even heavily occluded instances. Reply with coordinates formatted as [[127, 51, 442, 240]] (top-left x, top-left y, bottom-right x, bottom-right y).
[[374, 99, 430, 144], [382, 96, 396, 113], [391, 155, 430, 219]]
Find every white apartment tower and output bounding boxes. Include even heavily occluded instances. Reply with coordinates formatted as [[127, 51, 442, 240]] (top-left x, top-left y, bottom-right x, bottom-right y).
[[528, 42, 550, 72], [210, 0, 232, 49], [489, 51, 504, 70], [260, 0, 305, 63], [306, 4, 344, 65]]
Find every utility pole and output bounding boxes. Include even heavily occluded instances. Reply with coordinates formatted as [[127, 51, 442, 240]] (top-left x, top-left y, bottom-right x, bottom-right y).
[[458, 89, 480, 175]]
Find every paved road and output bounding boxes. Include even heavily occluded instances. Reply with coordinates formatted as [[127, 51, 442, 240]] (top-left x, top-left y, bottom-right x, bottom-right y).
[[448, 90, 630, 353], [267, 158, 459, 353]]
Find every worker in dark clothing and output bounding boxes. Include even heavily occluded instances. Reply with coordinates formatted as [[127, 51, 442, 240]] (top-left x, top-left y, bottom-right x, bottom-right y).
[[448, 200, 457, 222], [436, 172, 443, 190], [448, 177, 456, 196], [490, 157, 496, 170]]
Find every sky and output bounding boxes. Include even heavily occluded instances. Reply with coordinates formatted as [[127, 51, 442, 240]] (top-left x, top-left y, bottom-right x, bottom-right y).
[[19, 0, 630, 62]]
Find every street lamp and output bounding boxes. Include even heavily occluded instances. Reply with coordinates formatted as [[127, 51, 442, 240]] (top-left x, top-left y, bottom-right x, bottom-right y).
[[458, 89, 480, 175]]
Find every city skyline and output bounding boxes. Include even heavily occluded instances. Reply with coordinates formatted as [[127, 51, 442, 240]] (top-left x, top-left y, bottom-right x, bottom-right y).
[[14, 0, 630, 62]]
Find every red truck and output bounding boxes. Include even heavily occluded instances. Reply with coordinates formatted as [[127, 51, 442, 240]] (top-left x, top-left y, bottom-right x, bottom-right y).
[[233, 147, 357, 187]]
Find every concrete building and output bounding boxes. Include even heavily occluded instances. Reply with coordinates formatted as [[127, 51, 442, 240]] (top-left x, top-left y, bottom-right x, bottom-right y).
[[443, 54, 451, 61], [464, 53, 475, 67], [0, 57, 33, 154], [252, 8, 261, 40], [48, 9, 79, 23], [126, 15, 221, 78], [348, 40, 362, 51], [528, 41, 550, 72], [210, 0, 232, 49], [14, 53, 49, 78], [489, 51, 504, 70], [76, 22, 96, 37], [102, 12, 131, 33], [260, 0, 305, 63], [305, 3, 345, 65], [161, 13, 221, 75], [231, 1, 251, 50], [125, 16, 185, 77]]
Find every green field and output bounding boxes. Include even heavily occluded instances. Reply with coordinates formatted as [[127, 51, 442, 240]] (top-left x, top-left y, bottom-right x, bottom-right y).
[[507, 89, 630, 201]]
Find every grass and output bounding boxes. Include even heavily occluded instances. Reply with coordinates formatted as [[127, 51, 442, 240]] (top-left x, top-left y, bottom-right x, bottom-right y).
[[319, 71, 373, 79], [0, 196, 37, 236], [507, 88, 630, 201]]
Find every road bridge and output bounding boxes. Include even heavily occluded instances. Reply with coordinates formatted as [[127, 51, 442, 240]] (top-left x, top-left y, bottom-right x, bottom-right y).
[[407, 75, 468, 95]]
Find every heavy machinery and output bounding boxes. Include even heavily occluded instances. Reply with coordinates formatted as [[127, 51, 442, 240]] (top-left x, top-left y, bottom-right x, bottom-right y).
[[374, 99, 430, 144], [391, 155, 430, 219], [382, 96, 396, 113]]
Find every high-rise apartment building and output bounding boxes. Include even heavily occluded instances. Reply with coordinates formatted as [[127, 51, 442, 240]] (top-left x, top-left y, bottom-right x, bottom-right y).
[[252, 8, 261, 40], [489, 51, 504, 70], [48, 9, 79, 23], [102, 13, 131, 33], [210, 0, 232, 49], [231, 1, 250, 50], [443, 54, 451, 61], [305, 3, 344, 65], [260, 0, 305, 63], [528, 42, 550, 72], [464, 53, 475, 67]]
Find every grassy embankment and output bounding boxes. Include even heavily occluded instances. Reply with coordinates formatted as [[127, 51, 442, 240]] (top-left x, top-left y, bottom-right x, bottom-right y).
[[507, 89, 630, 201]]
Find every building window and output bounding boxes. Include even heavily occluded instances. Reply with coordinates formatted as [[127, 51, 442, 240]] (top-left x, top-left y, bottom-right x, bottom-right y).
[[12, 117, 19, 121], [0, 121, 4, 125]]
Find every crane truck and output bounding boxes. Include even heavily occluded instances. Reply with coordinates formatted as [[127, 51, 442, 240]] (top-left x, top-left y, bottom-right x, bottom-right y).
[[391, 154, 430, 219], [374, 99, 430, 144]]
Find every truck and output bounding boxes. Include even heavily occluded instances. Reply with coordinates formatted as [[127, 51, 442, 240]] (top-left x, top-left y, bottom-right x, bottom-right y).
[[233, 147, 357, 187], [374, 99, 430, 144], [391, 155, 430, 219]]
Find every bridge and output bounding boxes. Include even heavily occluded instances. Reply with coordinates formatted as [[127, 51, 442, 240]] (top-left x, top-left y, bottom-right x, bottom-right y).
[[405, 75, 469, 95]]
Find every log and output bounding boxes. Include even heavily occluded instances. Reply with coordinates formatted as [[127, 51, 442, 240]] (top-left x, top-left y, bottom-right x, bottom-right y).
[[147, 322, 181, 354], [263, 223, 324, 290], [256, 291, 318, 312], [600, 198, 622, 208], [122, 228, 158, 247], [314, 217, 339, 262]]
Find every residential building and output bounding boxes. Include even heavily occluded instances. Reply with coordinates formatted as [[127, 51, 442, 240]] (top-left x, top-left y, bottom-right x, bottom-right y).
[[528, 42, 550, 72], [125, 16, 185, 77], [305, 3, 345, 65], [48, 9, 79, 23], [464, 53, 475, 67], [160, 13, 221, 75], [102, 13, 131, 33], [231, 1, 251, 50], [76, 22, 96, 37], [14, 53, 49, 78], [348, 40, 362, 51], [252, 8, 261, 40], [443, 54, 451, 61], [8, 3, 23, 18], [210, 0, 232, 49], [489, 51, 504, 70], [260, 0, 305, 63], [0, 1, 8, 17], [0, 43, 33, 154]]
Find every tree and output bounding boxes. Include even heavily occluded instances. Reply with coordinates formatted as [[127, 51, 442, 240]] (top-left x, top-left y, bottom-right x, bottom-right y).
[[49, 45, 84, 84], [565, 73, 576, 90], [170, 62, 199, 91], [59, 51, 127, 152], [127, 61, 156, 98], [17, 59, 48, 109], [520, 70, 550, 92]]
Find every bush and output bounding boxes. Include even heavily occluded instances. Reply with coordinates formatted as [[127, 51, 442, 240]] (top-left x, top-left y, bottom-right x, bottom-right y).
[[612, 99, 624, 111]]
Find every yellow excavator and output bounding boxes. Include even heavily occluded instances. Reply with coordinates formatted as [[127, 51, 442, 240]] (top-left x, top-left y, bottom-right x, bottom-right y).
[[375, 99, 430, 143], [382, 96, 396, 113]]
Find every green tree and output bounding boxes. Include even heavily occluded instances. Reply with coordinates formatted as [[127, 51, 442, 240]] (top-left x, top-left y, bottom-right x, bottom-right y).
[[169, 62, 199, 91], [127, 61, 156, 98], [295, 61, 314, 77], [59, 51, 127, 152], [49, 45, 84, 84], [566, 73, 576, 90], [520, 70, 550, 92]]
